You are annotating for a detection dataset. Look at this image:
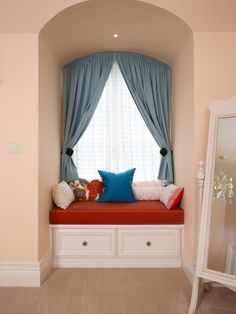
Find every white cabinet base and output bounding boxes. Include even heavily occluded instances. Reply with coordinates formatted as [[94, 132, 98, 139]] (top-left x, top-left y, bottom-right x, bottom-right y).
[[50, 225, 184, 268]]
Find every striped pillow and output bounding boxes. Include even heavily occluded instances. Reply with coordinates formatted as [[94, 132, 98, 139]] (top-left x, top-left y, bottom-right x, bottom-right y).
[[160, 184, 184, 209]]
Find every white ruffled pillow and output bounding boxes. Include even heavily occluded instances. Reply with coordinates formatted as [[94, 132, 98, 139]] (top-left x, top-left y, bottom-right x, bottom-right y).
[[133, 186, 164, 200], [132, 180, 164, 200], [132, 180, 162, 188], [52, 181, 75, 209]]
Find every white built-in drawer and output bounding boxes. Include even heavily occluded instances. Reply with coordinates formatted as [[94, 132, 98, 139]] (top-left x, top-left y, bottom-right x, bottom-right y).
[[118, 228, 181, 258], [54, 228, 115, 258]]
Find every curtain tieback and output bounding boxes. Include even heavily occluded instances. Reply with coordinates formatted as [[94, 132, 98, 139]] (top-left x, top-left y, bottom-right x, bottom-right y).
[[66, 147, 74, 157], [160, 148, 168, 156]]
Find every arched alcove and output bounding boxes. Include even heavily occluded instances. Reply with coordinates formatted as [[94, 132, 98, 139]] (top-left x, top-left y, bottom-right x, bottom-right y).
[[40, 0, 190, 66], [38, 0, 195, 269]]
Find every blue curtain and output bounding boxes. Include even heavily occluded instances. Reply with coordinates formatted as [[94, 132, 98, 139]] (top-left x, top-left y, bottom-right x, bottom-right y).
[[61, 53, 115, 181], [116, 53, 173, 182], [61, 52, 173, 182]]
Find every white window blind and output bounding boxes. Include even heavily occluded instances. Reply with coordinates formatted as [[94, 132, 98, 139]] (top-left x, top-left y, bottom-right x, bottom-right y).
[[73, 62, 160, 180]]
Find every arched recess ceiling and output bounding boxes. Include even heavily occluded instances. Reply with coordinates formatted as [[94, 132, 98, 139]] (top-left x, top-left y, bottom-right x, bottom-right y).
[[40, 0, 191, 66], [1, 0, 236, 33]]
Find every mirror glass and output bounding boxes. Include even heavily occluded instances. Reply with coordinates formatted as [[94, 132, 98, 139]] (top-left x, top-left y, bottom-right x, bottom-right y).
[[207, 117, 236, 275]]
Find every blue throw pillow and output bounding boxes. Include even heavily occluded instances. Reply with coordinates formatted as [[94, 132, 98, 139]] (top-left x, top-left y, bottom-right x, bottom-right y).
[[97, 168, 137, 202]]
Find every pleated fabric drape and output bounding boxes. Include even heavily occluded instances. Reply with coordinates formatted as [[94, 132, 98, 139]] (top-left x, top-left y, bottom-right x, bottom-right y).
[[61, 52, 173, 182], [61, 53, 116, 181], [116, 53, 173, 182]]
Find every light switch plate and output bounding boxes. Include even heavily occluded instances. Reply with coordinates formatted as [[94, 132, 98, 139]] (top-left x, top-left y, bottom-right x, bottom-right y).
[[9, 141, 23, 154]]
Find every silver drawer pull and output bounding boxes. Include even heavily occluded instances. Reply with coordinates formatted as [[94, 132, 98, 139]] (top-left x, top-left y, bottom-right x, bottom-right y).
[[82, 241, 88, 246], [146, 241, 152, 246]]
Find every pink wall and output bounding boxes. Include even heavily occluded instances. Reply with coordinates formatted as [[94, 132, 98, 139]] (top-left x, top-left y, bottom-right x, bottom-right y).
[[0, 34, 38, 262], [194, 32, 236, 164], [38, 33, 62, 260], [1, 1, 236, 269], [171, 32, 195, 265], [1, 0, 236, 33]]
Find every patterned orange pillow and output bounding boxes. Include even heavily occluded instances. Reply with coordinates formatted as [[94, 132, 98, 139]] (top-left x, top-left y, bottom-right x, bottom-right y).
[[69, 179, 104, 201]]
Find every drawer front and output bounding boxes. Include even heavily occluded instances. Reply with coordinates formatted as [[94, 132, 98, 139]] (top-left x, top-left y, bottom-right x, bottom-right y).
[[118, 228, 181, 258], [54, 229, 115, 258]]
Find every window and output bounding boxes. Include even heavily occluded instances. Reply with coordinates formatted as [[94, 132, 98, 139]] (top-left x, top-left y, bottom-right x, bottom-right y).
[[73, 62, 160, 180]]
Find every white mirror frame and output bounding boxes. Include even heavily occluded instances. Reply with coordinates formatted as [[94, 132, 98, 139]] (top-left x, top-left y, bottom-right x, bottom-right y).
[[189, 96, 236, 314]]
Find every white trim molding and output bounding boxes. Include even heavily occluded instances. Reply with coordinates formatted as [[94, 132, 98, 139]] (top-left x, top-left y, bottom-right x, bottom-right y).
[[0, 249, 52, 287], [39, 249, 53, 285], [182, 251, 195, 284], [53, 258, 181, 268], [0, 263, 41, 287]]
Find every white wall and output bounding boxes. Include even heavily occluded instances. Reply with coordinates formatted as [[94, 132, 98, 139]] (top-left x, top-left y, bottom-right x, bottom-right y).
[[38, 33, 61, 260]]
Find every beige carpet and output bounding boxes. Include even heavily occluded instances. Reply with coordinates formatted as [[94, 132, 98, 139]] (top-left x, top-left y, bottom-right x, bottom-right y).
[[0, 268, 235, 314]]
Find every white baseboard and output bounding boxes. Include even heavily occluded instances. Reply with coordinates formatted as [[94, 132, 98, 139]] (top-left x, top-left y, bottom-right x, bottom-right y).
[[0, 263, 41, 287], [0, 249, 52, 287], [39, 249, 53, 285], [53, 258, 181, 268], [182, 251, 195, 284]]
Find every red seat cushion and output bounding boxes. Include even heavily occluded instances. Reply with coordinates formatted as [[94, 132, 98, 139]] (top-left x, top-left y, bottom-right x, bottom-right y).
[[50, 200, 184, 225]]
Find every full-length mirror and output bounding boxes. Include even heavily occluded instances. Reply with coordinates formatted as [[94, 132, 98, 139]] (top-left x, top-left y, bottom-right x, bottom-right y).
[[188, 97, 236, 314], [207, 117, 236, 275]]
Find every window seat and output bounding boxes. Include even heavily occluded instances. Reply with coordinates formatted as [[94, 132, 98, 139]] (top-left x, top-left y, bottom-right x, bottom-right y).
[[50, 200, 184, 225], [49, 201, 184, 268]]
